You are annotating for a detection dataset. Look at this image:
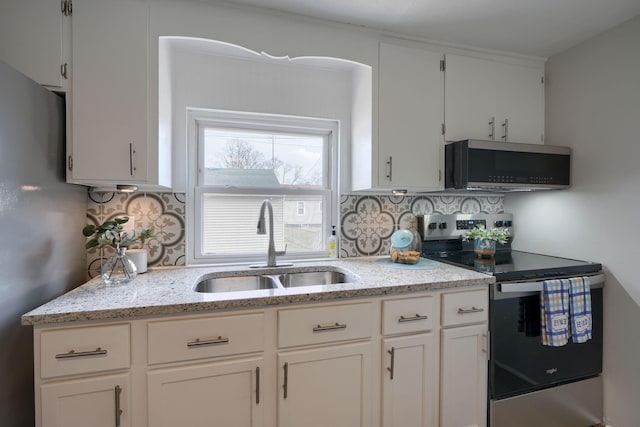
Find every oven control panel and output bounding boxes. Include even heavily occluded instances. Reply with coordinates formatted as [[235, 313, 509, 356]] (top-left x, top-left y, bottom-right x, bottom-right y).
[[418, 213, 514, 241]]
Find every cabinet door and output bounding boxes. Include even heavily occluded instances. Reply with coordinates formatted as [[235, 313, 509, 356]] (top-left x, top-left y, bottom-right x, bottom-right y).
[[378, 43, 444, 191], [495, 62, 544, 144], [71, 0, 148, 183], [440, 324, 488, 427], [0, 0, 65, 88], [147, 357, 264, 427], [40, 373, 130, 427], [278, 342, 372, 427], [444, 54, 497, 142], [382, 333, 436, 427]]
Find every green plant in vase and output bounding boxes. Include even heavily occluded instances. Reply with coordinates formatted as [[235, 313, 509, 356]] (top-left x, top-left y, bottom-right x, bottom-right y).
[[83, 216, 141, 284], [461, 225, 510, 258]]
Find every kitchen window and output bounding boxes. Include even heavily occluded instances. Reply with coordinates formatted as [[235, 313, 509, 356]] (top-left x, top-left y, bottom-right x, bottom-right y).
[[296, 201, 306, 216], [187, 109, 338, 264]]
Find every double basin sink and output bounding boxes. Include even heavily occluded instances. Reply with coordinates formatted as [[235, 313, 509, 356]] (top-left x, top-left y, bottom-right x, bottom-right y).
[[194, 266, 356, 293]]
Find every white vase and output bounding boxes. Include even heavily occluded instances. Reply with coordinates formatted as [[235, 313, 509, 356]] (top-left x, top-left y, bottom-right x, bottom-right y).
[[126, 248, 148, 274]]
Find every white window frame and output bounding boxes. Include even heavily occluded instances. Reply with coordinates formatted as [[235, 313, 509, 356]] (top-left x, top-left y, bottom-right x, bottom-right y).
[[186, 109, 339, 265]]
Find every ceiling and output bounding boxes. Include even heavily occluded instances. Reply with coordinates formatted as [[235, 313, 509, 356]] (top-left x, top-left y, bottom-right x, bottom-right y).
[[214, 0, 640, 57]]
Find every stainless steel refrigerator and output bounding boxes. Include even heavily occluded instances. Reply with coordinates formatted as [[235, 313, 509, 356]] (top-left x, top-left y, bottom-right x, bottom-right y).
[[0, 61, 87, 426]]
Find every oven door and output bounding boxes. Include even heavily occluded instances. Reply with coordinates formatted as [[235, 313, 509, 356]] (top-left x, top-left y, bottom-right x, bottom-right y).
[[489, 274, 604, 400]]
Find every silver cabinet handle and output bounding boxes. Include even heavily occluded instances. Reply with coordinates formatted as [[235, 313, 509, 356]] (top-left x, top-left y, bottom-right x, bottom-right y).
[[502, 118, 509, 141], [489, 117, 495, 140], [283, 362, 289, 399], [255, 366, 260, 405], [457, 307, 485, 314], [55, 347, 107, 359], [114, 385, 123, 427], [398, 314, 428, 323], [386, 156, 393, 181], [387, 347, 395, 380], [187, 336, 229, 348], [129, 143, 136, 176], [482, 332, 488, 355], [312, 322, 347, 333]]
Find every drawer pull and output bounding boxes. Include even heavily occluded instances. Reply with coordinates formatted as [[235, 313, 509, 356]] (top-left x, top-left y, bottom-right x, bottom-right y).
[[457, 307, 484, 315], [398, 314, 428, 323], [187, 336, 230, 348], [55, 347, 108, 359], [312, 322, 347, 333]]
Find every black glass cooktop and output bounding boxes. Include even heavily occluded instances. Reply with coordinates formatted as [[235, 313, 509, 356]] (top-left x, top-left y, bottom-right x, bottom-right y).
[[423, 249, 602, 282]]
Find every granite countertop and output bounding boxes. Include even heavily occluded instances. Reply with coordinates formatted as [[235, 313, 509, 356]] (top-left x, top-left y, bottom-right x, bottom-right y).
[[22, 257, 495, 326]]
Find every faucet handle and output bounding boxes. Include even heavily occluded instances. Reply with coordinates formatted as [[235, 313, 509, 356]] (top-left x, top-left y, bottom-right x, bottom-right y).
[[275, 244, 287, 257]]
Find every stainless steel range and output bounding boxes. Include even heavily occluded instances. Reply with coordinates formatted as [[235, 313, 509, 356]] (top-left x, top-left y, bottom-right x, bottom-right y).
[[418, 213, 604, 427]]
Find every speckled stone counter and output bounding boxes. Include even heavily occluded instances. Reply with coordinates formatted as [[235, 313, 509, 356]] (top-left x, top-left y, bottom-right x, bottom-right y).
[[22, 257, 494, 326]]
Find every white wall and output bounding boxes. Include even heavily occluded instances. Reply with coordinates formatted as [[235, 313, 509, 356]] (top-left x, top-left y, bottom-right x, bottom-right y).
[[505, 15, 640, 426], [168, 46, 354, 192]]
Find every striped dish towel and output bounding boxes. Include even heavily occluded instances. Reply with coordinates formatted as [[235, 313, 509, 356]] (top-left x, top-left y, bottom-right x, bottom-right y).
[[569, 277, 592, 343], [541, 279, 570, 346]]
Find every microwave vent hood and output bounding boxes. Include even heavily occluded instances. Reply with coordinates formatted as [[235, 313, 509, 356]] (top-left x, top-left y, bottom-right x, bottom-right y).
[[445, 139, 571, 192]]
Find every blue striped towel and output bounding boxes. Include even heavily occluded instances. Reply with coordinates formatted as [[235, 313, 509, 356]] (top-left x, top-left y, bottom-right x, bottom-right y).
[[541, 279, 570, 346], [569, 277, 592, 343]]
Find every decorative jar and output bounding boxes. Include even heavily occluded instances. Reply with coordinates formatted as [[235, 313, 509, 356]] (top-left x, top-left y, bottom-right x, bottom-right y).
[[390, 229, 422, 264]]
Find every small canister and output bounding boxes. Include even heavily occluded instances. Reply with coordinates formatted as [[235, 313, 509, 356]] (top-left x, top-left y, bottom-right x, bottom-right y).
[[389, 229, 422, 265]]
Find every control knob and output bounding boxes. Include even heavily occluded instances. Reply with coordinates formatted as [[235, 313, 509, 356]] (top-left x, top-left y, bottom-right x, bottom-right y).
[[438, 222, 447, 230], [428, 222, 437, 230], [505, 220, 513, 227], [494, 220, 504, 227]]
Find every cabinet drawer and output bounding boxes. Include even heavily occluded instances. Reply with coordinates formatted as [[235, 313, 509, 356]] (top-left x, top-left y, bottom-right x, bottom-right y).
[[278, 302, 374, 348], [147, 313, 265, 365], [40, 324, 130, 379], [382, 296, 434, 335], [441, 289, 488, 327]]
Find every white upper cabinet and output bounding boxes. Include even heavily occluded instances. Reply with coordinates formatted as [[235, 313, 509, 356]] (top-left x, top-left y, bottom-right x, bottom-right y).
[[69, 0, 170, 188], [71, 0, 148, 184], [444, 53, 544, 144], [495, 61, 545, 144], [353, 42, 443, 192], [0, 0, 68, 89]]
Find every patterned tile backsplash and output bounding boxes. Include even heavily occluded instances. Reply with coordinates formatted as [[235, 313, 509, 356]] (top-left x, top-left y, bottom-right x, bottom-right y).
[[84, 192, 502, 276], [86, 192, 186, 278], [339, 194, 504, 257]]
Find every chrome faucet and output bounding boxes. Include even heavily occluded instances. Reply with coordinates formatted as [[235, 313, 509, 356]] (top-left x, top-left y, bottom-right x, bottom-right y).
[[255, 199, 291, 268]]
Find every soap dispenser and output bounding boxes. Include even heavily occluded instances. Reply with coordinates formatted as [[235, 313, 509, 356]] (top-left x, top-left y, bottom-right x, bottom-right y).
[[327, 226, 338, 258]]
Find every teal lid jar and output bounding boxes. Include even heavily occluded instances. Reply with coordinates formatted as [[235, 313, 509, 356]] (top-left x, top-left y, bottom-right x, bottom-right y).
[[389, 229, 422, 264]]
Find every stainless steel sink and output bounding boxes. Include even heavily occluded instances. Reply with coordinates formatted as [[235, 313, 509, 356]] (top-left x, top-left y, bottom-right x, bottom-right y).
[[194, 267, 356, 293], [193, 275, 277, 293], [276, 271, 350, 288]]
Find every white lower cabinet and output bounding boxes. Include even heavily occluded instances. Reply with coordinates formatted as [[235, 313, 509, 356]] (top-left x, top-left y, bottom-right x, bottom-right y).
[[382, 333, 436, 427], [147, 357, 264, 427], [278, 342, 372, 427], [33, 287, 490, 427], [40, 373, 130, 427], [440, 324, 488, 427]]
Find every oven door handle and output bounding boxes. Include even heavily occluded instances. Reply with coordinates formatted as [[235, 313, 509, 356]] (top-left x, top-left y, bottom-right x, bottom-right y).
[[498, 273, 604, 294]]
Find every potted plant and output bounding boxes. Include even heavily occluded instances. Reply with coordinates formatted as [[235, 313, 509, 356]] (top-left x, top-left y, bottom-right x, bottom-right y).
[[83, 216, 149, 284], [461, 225, 510, 258], [126, 225, 155, 274]]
